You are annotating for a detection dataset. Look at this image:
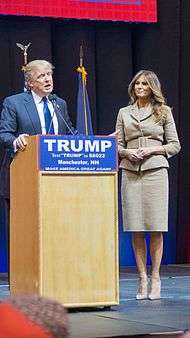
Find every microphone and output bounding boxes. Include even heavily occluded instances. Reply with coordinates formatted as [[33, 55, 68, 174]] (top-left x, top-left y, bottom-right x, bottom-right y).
[[48, 94, 77, 135]]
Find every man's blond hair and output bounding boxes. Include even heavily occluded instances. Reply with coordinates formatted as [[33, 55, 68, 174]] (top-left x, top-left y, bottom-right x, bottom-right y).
[[24, 60, 54, 89]]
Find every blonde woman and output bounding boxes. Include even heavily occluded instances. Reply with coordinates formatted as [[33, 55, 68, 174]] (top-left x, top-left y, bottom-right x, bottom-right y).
[[116, 70, 180, 300]]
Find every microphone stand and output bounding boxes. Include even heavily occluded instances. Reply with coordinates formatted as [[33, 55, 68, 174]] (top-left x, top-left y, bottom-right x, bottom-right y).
[[48, 94, 77, 135]]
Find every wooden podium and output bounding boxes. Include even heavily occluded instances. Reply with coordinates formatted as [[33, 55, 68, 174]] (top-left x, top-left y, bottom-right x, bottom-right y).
[[10, 135, 119, 307]]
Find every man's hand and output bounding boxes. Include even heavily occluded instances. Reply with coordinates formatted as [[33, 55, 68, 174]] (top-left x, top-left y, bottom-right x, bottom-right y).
[[14, 134, 29, 151], [109, 130, 119, 137]]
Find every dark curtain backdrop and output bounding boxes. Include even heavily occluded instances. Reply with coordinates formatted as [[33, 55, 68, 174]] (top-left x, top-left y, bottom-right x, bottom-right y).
[[177, 0, 190, 263], [0, 0, 189, 269]]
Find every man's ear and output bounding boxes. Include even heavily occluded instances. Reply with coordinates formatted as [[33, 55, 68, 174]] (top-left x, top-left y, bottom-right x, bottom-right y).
[[28, 79, 33, 88]]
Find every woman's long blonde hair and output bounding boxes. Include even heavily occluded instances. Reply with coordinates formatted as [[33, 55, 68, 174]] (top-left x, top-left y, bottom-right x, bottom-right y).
[[128, 70, 167, 122]]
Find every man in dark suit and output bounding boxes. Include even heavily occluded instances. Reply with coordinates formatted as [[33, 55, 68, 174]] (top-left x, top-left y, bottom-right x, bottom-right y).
[[0, 59, 76, 151], [0, 59, 76, 273]]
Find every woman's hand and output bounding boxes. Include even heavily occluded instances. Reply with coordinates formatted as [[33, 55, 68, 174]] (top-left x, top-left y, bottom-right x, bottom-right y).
[[137, 147, 153, 159], [125, 146, 165, 163], [126, 149, 144, 162], [137, 146, 165, 158]]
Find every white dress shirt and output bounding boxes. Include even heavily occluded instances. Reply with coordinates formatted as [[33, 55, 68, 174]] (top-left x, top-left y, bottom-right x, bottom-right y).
[[32, 91, 58, 135]]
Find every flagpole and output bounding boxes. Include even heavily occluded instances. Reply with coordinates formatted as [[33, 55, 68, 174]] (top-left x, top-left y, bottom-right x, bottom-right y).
[[79, 45, 89, 135], [79, 45, 83, 68]]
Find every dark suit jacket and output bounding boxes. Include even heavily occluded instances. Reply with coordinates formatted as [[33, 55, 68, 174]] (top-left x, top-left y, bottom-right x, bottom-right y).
[[0, 91, 76, 197]]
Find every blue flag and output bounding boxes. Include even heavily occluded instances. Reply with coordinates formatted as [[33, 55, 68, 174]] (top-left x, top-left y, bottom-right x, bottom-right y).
[[76, 66, 93, 135]]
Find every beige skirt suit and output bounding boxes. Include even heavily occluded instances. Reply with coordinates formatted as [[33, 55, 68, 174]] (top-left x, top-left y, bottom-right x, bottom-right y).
[[116, 103, 181, 232]]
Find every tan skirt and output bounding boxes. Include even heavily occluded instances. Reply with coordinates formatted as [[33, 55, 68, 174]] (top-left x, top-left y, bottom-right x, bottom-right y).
[[121, 168, 168, 232]]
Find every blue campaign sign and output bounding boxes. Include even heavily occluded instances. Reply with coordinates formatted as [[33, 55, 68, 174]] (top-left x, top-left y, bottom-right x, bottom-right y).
[[39, 135, 118, 172]]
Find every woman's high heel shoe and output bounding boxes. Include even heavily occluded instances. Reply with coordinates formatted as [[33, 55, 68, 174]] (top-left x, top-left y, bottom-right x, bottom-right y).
[[148, 277, 161, 300], [136, 277, 148, 300]]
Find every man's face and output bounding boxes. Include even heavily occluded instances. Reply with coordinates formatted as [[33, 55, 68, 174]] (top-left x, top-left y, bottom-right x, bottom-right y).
[[28, 65, 53, 97]]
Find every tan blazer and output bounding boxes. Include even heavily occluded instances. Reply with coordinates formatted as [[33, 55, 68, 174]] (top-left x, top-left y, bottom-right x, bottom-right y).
[[116, 103, 181, 172]]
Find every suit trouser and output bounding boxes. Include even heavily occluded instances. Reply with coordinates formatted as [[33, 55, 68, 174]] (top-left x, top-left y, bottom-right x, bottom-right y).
[[5, 198, 10, 273], [0, 197, 10, 280]]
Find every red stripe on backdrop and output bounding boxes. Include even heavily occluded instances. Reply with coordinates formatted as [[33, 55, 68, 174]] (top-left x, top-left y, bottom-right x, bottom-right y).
[[0, 0, 157, 22]]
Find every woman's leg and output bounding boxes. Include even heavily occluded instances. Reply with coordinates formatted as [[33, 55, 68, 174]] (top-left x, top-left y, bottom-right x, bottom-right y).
[[132, 232, 148, 299], [149, 232, 163, 299]]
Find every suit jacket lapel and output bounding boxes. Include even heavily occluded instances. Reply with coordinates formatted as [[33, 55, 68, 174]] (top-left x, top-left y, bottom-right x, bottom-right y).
[[55, 99, 66, 134], [130, 103, 140, 122], [24, 92, 42, 134], [130, 102, 153, 122], [56, 108, 65, 135]]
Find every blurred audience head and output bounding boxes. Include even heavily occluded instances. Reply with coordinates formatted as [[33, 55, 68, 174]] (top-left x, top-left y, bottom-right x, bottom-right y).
[[0, 294, 68, 337]]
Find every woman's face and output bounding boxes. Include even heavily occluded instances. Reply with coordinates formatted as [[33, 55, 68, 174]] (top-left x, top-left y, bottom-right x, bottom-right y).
[[134, 74, 152, 101]]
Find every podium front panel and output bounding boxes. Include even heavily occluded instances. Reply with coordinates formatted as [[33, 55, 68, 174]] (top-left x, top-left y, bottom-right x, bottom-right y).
[[40, 172, 118, 307]]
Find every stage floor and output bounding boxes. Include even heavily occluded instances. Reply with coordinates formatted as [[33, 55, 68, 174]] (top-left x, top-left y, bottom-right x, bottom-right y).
[[0, 265, 190, 337]]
